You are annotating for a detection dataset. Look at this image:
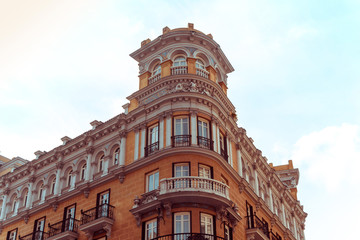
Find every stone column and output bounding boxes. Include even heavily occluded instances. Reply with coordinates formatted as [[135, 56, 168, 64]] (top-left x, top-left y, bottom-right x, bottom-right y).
[[103, 156, 110, 175], [227, 137, 233, 167], [140, 125, 146, 158], [191, 111, 197, 146], [159, 116, 164, 149], [236, 143, 243, 177], [28, 176, 36, 206], [293, 213, 298, 237], [216, 125, 221, 154], [269, 184, 274, 212], [281, 201, 286, 224], [0, 192, 8, 220], [166, 112, 172, 147], [134, 128, 139, 161], [254, 167, 259, 196], [119, 131, 127, 165], [54, 164, 62, 195], [85, 147, 94, 181]]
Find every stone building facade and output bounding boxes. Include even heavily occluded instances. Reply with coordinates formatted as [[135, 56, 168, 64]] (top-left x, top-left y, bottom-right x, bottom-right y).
[[0, 23, 307, 240]]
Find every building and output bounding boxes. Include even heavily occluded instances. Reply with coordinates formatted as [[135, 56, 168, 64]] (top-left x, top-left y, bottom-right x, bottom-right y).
[[0, 23, 307, 240]]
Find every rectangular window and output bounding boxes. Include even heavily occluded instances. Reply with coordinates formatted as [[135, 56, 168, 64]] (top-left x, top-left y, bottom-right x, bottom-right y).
[[198, 118, 212, 149], [224, 225, 233, 240], [246, 201, 254, 229], [97, 189, 110, 218], [144, 218, 157, 240], [7, 229, 17, 240], [174, 212, 191, 236], [219, 132, 228, 161], [198, 164, 212, 179], [174, 163, 190, 177], [63, 204, 76, 231], [34, 216, 46, 240], [173, 116, 190, 147], [200, 213, 214, 235], [146, 170, 159, 192], [146, 124, 159, 156]]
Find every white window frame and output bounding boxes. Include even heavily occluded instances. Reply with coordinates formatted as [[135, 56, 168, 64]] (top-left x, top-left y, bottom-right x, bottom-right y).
[[81, 163, 86, 181], [12, 198, 18, 215], [174, 212, 191, 234], [174, 116, 189, 136], [173, 56, 187, 67], [99, 155, 104, 172], [174, 163, 190, 177], [7, 229, 17, 240], [148, 124, 159, 145], [113, 147, 120, 165], [145, 218, 158, 240], [51, 178, 56, 195], [199, 164, 211, 179], [152, 63, 161, 76], [196, 59, 205, 69], [67, 170, 73, 187], [200, 213, 213, 235], [23, 190, 28, 207], [38, 184, 45, 202], [146, 170, 159, 192], [197, 118, 210, 138]]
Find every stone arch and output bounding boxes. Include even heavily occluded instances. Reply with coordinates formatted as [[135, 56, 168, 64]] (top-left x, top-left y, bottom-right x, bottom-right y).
[[168, 47, 191, 61], [193, 50, 210, 67], [109, 142, 121, 167], [147, 56, 163, 73]]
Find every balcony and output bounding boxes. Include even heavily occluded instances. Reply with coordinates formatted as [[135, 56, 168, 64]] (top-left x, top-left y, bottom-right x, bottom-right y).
[[196, 68, 209, 78], [145, 141, 159, 157], [149, 73, 161, 85], [220, 149, 228, 162], [19, 231, 48, 240], [171, 66, 188, 75], [79, 203, 115, 237], [47, 218, 80, 240], [246, 214, 270, 240], [172, 135, 191, 147], [197, 136, 213, 150], [152, 233, 225, 240]]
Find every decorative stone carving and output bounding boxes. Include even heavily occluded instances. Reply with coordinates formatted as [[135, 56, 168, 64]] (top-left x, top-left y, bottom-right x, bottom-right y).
[[134, 213, 141, 227], [104, 223, 112, 237], [163, 202, 172, 216], [117, 172, 125, 183], [23, 211, 30, 224]]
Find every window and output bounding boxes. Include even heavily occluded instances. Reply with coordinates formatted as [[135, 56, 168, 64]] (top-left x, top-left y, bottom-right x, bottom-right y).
[[144, 219, 157, 240], [12, 198, 19, 215], [198, 118, 212, 149], [146, 170, 159, 192], [173, 116, 190, 147], [174, 163, 190, 188], [34, 217, 46, 240], [39, 184, 45, 202], [64, 204, 76, 231], [23, 191, 28, 207], [224, 225, 233, 240], [97, 189, 110, 218], [67, 170, 73, 187], [152, 64, 161, 76], [173, 56, 187, 67], [246, 202, 254, 229], [6, 228, 17, 240], [99, 155, 104, 172], [200, 213, 214, 235], [199, 164, 212, 179], [146, 124, 159, 156], [219, 132, 228, 161], [174, 212, 190, 236], [51, 178, 56, 194], [81, 163, 87, 181], [113, 148, 120, 165], [196, 59, 205, 69]]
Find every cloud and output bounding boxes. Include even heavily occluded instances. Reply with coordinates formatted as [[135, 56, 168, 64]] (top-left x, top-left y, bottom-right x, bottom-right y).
[[291, 123, 360, 192]]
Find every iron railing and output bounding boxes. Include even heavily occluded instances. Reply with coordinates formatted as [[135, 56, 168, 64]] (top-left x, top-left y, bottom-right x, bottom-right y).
[[270, 231, 282, 240], [48, 218, 79, 237], [246, 214, 269, 238], [171, 135, 191, 147], [145, 141, 159, 156], [19, 231, 48, 240], [80, 203, 114, 225], [197, 136, 213, 150], [152, 233, 225, 240], [220, 148, 228, 162]]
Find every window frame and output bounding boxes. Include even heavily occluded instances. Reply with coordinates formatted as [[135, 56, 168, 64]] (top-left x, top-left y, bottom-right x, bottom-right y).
[[173, 162, 190, 177], [98, 154, 105, 172], [38, 184, 45, 202], [198, 164, 213, 179], [173, 212, 191, 235], [196, 59, 206, 70], [80, 163, 87, 181], [173, 115, 190, 136], [173, 56, 187, 67], [113, 147, 120, 165], [146, 170, 159, 192], [6, 228, 17, 240], [200, 212, 215, 236], [152, 63, 161, 76], [33, 216, 46, 239], [143, 218, 158, 240]]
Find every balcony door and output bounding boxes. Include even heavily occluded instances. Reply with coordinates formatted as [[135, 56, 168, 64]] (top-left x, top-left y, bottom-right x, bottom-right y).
[[174, 163, 190, 188], [200, 213, 214, 237], [33, 217, 45, 240], [64, 204, 76, 231], [198, 118, 212, 149], [173, 116, 190, 147], [146, 124, 159, 155], [174, 212, 190, 240], [97, 190, 110, 218]]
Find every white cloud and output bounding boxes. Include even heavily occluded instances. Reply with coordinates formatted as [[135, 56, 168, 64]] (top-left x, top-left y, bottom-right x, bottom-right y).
[[291, 123, 360, 192]]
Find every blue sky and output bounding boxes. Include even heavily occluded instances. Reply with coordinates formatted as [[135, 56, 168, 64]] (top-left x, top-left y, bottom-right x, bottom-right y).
[[1, 0, 359, 239]]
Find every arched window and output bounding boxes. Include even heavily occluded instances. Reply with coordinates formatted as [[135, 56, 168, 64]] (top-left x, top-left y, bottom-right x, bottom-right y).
[[51, 178, 56, 194], [81, 163, 87, 180], [173, 56, 186, 67], [152, 64, 161, 76], [23, 190, 28, 207], [39, 184, 45, 202], [196, 59, 205, 69], [12, 197, 19, 214], [113, 148, 120, 165], [99, 155, 104, 172], [67, 170, 73, 187]]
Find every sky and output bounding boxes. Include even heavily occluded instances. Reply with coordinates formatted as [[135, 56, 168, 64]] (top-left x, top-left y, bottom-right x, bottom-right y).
[[1, 0, 360, 239]]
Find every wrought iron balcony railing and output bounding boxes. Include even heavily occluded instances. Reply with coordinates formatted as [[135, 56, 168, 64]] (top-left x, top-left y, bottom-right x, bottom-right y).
[[171, 135, 191, 147], [151, 233, 225, 240], [160, 176, 229, 199], [145, 141, 159, 156], [48, 218, 79, 237], [246, 214, 270, 238], [19, 231, 48, 240], [220, 148, 228, 162], [80, 203, 114, 225], [197, 136, 213, 150], [270, 231, 282, 240], [171, 66, 188, 75]]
